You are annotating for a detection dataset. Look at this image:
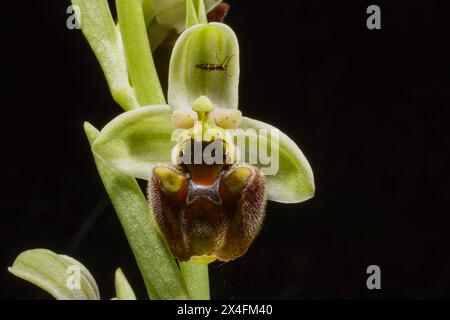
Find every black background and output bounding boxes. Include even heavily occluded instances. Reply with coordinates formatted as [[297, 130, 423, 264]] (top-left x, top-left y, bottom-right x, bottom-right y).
[[1, 0, 449, 299]]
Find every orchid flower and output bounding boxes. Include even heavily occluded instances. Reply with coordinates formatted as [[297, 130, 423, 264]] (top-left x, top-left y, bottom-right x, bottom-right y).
[[91, 20, 315, 262]]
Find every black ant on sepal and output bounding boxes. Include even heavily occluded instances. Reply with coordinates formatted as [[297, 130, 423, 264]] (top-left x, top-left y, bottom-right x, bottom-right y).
[[195, 53, 236, 77]]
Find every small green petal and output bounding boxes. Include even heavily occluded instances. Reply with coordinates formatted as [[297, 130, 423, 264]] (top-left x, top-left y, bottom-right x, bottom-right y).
[[92, 105, 175, 180], [168, 23, 239, 110], [8, 249, 100, 300], [234, 117, 315, 203], [114, 268, 136, 300]]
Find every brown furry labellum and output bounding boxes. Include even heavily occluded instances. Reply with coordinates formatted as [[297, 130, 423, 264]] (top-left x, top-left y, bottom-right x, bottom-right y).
[[147, 143, 266, 262]]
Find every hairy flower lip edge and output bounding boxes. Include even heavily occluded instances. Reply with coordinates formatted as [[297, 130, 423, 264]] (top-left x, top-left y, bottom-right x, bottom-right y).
[[148, 161, 267, 262]]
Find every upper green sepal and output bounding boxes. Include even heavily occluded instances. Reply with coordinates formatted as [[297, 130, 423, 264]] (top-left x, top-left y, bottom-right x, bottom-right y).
[[8, 249, 100, 300], [168, 23, 239, 110], [92, 105, 175, 180]]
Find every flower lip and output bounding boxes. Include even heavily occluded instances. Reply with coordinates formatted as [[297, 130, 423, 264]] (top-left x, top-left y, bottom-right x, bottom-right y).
[[149, 163, 267, 262]]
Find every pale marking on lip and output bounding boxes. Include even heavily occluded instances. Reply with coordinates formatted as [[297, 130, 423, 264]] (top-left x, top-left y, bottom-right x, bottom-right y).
[[187, 178, 222, 205]]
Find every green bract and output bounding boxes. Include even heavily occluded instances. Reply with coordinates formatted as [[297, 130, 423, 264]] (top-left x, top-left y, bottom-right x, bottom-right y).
[[114, 268, 137, 300], [93, 23, 315, 203], [8, 249, 100, 300], [71, 0, 223, 111]]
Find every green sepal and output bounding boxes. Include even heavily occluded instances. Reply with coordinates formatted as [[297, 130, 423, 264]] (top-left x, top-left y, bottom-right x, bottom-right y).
[[234, 117, 315, 203], [168, 23, 239, 110], [91, 106, 175, 180]]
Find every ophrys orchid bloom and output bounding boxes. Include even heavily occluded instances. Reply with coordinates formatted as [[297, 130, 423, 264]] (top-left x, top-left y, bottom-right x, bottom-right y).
[[92, 22, 315, 263]]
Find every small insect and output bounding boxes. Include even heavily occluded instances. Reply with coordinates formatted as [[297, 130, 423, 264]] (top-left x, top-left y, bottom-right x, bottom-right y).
[[196, 54, 235, 76]]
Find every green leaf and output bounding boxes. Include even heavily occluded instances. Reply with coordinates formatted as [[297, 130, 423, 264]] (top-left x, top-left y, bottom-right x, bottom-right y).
[[116, 0, 166, 106], [179, 261, 210, 300], [71, 0, 138, 111], [235, 117, 315, 203], [8, 249, 100, 300], [115, 268, 137, 300], [85, 122, 188, 299], [168, 23, 239, 110], [91, 106, 174, 180]]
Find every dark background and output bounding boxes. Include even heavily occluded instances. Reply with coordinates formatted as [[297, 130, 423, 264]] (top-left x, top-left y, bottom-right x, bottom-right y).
[[1, 0, 449, 299]]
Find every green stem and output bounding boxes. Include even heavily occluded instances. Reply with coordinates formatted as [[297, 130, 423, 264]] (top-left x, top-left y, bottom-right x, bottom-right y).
[[84, 123, 189, 300], [179, 261, 210, 300], [116, 0, 166, 105]]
